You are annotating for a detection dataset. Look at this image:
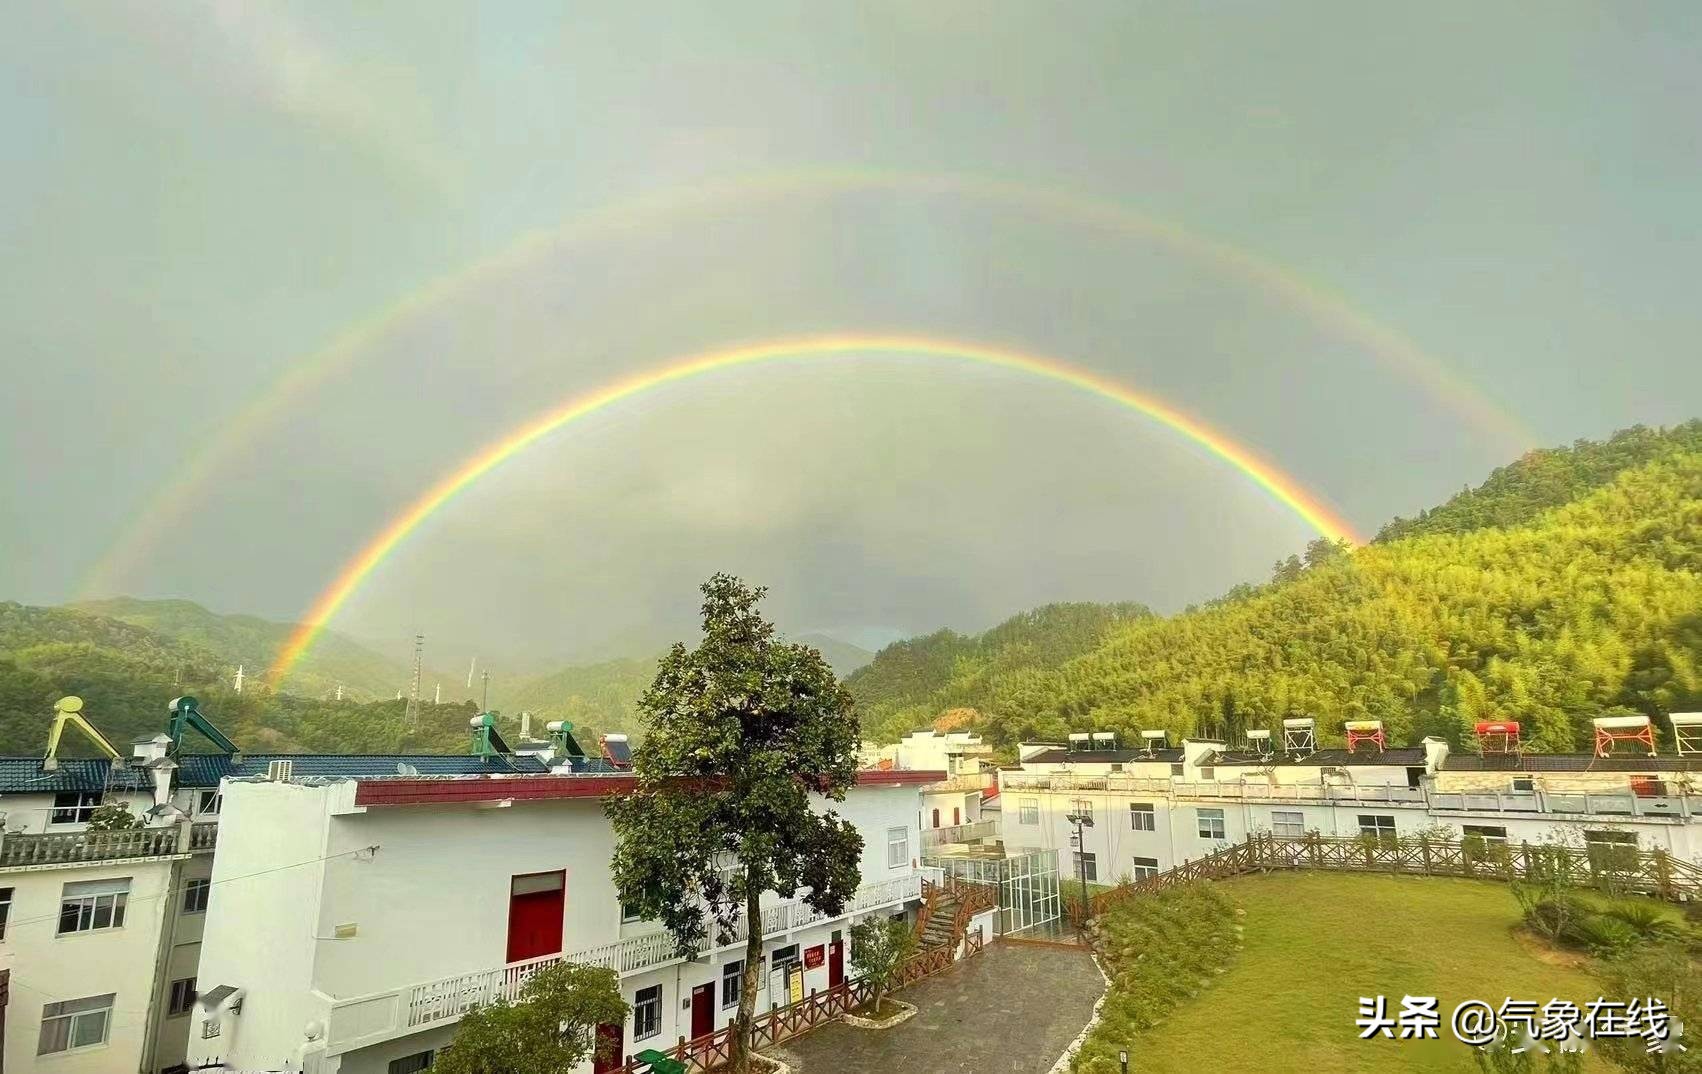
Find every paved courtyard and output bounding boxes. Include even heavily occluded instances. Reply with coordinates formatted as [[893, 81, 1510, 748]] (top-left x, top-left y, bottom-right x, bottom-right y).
[[771, 941, 1104, 1074]]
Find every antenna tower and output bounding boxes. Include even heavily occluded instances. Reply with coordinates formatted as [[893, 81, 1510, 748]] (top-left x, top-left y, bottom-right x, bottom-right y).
[[233, 664, 245, 694], [403, 634, 424, 735]]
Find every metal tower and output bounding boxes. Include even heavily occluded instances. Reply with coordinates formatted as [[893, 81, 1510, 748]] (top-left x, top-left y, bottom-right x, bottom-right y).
[[403, 634, 424, 735]]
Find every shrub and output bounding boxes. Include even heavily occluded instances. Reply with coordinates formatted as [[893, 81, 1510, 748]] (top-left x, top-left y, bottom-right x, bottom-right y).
[[1520, 895, 1592, 944], [1597, 899, 1685, 945], [85, 802, 139, 832], [1563, 914, 1638, 958]]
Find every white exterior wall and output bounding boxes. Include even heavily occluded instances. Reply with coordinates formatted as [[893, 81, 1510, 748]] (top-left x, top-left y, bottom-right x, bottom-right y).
[[0, 790, 155, 836], [0, 856, 179, 1074], [190, 779, 926, 1074]]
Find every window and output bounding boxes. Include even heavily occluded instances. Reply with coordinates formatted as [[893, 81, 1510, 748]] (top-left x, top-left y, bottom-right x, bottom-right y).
[[1585, 830, 1639, 873], [771, 943, 800, 971], [722, 959, 744, 1009], [1358, 814, 1397, 847], [1198, 767, 1215, 781], [621, 900, 642, 924], [633, 984, 662, 1040], [1129, 802, 1155, 831], [1461, 824, 1509, 863], [182, 877, 211, 915], [1072, 852, 1098, 883], [930, 808, 940, 828], [388, 1051, 436, 1074], [1461, 824, 1508, 844], [1271, 811, 1306, 838], [1511, 777, 1534, 792], [1070, 798, 1094, 821], [37, 993, 114, 1054], [1196, 808, 1225, 841], [168, 978, 197, 1017], [58, 877, 129, 935], [196, 789, 222, 816], [50, 791, 102, 825], [1170, 763, 1184, 778], [886, 826, 909, 869], [1019, 799, 1039, 825], [0, 886, 11, 940], [1130, 856, 1159, 880]]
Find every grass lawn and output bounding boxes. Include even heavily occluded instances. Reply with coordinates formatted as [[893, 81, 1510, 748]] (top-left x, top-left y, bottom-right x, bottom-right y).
[[1109, 872, 1607, 1074]]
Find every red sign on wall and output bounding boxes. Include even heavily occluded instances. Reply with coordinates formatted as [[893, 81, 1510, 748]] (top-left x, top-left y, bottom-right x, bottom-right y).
[[803, 945, 825, 969]]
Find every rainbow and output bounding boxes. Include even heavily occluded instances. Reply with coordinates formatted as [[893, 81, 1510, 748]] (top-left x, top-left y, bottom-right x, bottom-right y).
[[268, 333, 1359, 687], [79, 168, 1528, 601]]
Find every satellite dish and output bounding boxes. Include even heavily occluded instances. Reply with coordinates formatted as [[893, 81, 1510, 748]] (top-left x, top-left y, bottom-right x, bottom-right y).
[[395, 762, 421, 777], [55, 696, 84, 714]]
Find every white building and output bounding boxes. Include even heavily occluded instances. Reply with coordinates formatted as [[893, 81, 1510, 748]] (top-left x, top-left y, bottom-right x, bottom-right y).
[[187, 766, 944, 1074], [1000, 718, 1702, 890], [0, 702, 556, 1074], [863, 731, 996, 847]]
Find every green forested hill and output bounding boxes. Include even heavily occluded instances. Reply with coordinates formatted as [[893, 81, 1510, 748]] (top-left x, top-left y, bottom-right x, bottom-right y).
[[859, 441, 1702, 753], [1375, 420, 1702, 542], [498, 656, 656, 744], [845, 601, 1153, 742], [68, 597, 419, 700]]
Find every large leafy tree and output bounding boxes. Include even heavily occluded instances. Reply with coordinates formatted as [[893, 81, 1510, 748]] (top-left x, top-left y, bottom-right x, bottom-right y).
[[607, 574, 863, 1073], [432, 962, 628, 1074]]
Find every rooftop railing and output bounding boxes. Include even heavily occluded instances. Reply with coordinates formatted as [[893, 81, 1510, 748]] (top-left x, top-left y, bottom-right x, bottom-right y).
[[0, 819, 214, 869]]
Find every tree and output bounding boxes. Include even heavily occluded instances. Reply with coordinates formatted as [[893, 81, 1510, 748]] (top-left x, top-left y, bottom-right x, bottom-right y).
[[432, 961, 628, 1074], [848, 917, 917, 1016], [607, 575, 864, 1073], [85, 801, 139, 831], [1593, 943, 1700, 1074]]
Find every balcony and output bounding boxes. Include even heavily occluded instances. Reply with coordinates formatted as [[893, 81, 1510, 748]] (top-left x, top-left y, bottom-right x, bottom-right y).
[[921, 819, 999, 849], [930, 771, 996, 794], [1001, 773, 1426, 805], [325, 870, 925, 1054], [0, 820, 216, 869], [1429, 790, 1693, 820]]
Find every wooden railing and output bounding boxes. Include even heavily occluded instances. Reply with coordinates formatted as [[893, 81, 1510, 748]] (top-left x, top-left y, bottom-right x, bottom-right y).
[[1064, 833, 1702, 924], [615, 924, 991, 1073]]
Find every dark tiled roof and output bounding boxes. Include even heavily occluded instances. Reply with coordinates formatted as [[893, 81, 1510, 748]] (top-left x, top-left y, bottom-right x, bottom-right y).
[[0, 753, 553, 793], [1023, 748, 1185, 764], [0, 757, 151, 793], [1443, 754, 1702, 773], [1211, 748, 1430, 768], [173, 753, 553, 786]]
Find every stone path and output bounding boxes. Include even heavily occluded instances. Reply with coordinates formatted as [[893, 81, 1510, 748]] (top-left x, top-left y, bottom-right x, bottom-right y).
[[772, 941, 1104, 1073]]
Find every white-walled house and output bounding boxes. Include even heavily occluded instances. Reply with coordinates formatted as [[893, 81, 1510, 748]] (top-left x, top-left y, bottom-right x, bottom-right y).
[[1000, 718, 1702, 890], [187, 766, 942, 1074], [863, 732, 996, 846]]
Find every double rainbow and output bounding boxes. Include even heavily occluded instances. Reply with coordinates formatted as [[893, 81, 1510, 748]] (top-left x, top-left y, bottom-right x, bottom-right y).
[[268, 333, 1359, 687]]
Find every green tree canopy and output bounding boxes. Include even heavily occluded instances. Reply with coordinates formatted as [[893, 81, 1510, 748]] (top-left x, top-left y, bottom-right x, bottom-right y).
[[606, 574, 864, 1072], [432, 961, 628, 1074]]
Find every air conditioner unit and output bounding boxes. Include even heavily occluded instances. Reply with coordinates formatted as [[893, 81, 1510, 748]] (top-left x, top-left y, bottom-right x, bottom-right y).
[[267, 759, 294, 782]]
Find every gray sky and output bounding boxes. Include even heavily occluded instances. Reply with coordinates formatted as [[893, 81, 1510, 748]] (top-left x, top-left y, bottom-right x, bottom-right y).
[[4, 2, 1699, 665]]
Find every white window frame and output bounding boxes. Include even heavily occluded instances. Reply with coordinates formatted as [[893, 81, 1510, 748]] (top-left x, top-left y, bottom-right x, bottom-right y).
[[621, 900, 642, 924], [1070, 798, 1094, 822], [633, 984, 662, 1040], [1196, 808, 1225, 841], [182, 877, 211, 915], [1358, 814, 1397, 846], [1128, 802, 1155, 831], [168, 977, 197, 1017], [1461, 824, 1508, 845], [196, 789, 222, 816], [58, 877, 130, 935], [1018, 799, 1039, 825], [388, 1050, 436, 1074], [722, 959, 744, 1009], [1130, 855, 1159, 880], [0, 885, 12, 941], [50, 791, 102, 825], [37, 993, 114, 1055], [1271, 810, 1306, 839], [1198, 766, 1215, 781], [886, 826, 909, 869], [1072, 851, 1098, 883]]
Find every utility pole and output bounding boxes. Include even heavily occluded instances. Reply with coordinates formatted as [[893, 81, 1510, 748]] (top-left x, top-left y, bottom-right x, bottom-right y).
[[233, 664, 244, 695], [480, 669, 490, 712], [1065, 807, 1095, 931]]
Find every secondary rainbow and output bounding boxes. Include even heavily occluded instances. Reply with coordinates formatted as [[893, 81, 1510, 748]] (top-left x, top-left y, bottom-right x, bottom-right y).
[[268, 333, 1360, 687], [80, 168, 1524, 603]]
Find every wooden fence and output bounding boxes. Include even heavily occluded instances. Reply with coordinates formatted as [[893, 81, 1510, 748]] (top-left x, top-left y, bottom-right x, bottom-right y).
[[614, 920, 991, 1073], [1065, 833, 1702, 924]]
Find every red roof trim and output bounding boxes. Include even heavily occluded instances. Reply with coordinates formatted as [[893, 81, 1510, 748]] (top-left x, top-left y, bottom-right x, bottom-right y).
[[353, 769, 946, 807]]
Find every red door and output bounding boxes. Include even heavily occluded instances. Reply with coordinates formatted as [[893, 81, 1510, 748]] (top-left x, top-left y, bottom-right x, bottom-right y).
[[953, 807, 961, 826], [506, 871, 565, 963], [691, 983, 715, 1040], [931, 808, 940, 828], [593, 1022, 624, 1073], [828, 938, 845, 987]]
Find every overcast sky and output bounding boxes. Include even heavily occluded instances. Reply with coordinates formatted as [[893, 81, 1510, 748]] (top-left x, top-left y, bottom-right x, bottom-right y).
[[4, 2, 1698, 666]]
